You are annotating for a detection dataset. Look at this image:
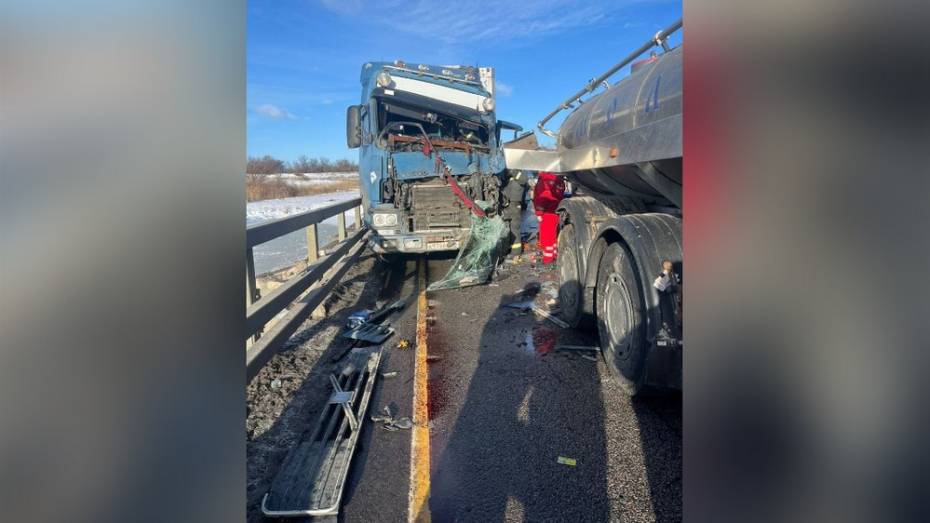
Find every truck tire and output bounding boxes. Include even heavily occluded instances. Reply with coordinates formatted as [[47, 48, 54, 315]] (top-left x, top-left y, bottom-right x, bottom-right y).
[[557, 223, 584, 328], [596, 241, 648, 395]]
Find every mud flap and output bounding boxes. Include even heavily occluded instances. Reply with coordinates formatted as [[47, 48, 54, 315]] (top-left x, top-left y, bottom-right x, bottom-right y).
[[261, 347, 381, 518], [427, 212, 506, 291]]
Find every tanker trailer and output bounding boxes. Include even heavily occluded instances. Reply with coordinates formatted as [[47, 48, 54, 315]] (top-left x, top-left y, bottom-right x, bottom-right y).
[[504, 20, 682, 395]]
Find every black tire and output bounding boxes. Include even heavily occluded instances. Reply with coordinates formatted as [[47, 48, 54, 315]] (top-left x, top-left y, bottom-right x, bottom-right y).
[[596, 242, 648, 395], [557, 223, 583, 328]]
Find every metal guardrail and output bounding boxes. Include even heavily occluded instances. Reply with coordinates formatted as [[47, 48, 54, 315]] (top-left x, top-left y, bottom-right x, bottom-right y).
[[246, 197, 367, 381], [537, 18, 683, 138]]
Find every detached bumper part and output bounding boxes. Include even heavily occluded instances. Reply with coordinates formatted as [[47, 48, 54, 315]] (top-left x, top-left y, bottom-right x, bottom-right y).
[[261, 348, 382, 518]]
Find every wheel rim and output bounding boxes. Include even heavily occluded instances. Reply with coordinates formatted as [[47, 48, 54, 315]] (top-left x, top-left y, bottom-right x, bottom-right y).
[[604, 273, 634, 362]]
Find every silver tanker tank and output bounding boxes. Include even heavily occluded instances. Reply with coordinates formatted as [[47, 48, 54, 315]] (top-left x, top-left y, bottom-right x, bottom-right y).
[[503, 20, 683, 395], [505, 22, 682, 212]]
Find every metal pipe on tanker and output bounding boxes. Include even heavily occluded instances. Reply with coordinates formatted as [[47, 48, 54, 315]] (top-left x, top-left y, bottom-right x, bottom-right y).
[[537, 18, 682, 137]]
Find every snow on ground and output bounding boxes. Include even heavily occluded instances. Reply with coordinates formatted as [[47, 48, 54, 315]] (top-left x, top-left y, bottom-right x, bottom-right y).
[[246, 190, 360, 224], [247, 190, 361, 275], [262, 172, 359, 187]]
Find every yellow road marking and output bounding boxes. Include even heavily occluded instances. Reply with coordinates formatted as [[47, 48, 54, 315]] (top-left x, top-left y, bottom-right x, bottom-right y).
[[409, 258, 431, 522]]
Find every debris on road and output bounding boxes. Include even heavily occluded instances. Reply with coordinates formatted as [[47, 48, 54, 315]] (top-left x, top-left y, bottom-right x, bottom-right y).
[[381, 371, 398, 379], [270, 378, 282, 389], [346, 309, 372, 329], [556, 456, 577, 466], [532, 305, 569, 328], [505, 300, 536, 311], [396, 339, 411, 350], [506, 301, 569, 328], [261, 347, 382, 518], [555, 345, 601, 352], [368, 299, 406, 323], [342, 322, 394, 343], [370, 405, 413, 431]]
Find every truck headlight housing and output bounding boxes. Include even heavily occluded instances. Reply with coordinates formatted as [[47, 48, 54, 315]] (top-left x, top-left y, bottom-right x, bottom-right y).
[[376, 71, 392, 88], [372, 213, 398, 228], [482, 97, 495, 112]]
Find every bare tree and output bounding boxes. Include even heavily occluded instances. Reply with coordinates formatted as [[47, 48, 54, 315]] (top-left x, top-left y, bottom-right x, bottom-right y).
[[246, 155, 285, 174]]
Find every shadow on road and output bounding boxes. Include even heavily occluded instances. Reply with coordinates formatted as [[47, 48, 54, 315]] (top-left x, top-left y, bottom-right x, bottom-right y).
[[428, 283, 611, 521]]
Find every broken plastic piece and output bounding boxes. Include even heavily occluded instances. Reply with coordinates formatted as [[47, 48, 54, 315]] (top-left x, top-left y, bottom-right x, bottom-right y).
[[381, 371, 398, 378], [396, 339, 411, 350], [557, 456, 577, 466], [342, 322, 394, 343]]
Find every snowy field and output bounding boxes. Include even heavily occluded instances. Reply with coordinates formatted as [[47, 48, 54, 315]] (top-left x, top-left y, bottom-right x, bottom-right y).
[[247, 190, 361, 275], [263, 171, 358, 188]]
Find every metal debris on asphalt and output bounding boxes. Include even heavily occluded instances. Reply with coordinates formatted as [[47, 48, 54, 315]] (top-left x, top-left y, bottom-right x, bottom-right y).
[[556, 345, 601, 352], [370, 405, 413, 431], [533, 306, 569, 328]]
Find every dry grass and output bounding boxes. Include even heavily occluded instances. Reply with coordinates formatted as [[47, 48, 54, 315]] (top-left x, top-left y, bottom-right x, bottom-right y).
[[246, 175, 359, 202]]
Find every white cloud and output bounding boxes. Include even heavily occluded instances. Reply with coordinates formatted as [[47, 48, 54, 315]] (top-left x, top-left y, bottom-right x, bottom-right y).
[[496, 81, 514, 97], [255, 104, 297, 120], [320, 0, 619, 45]]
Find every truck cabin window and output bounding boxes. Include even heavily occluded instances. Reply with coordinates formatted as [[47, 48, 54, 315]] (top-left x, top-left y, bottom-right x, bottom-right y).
[[376, 100, 490, 152]]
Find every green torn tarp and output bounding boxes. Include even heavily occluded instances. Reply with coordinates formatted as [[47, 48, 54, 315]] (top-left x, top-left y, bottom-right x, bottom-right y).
[[427, 204, 506, 292]]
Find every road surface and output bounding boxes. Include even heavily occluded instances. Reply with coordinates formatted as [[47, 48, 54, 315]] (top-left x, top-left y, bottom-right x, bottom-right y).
[[247, 251, 681, 522]]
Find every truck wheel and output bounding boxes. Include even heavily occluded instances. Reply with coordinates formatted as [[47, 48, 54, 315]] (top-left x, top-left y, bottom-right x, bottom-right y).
[[557, 223, 583, 328], [596, 242, 648, 395]]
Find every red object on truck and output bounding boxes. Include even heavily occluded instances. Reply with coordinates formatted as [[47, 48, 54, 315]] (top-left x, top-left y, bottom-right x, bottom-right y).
[[533, 171, 565, 264]]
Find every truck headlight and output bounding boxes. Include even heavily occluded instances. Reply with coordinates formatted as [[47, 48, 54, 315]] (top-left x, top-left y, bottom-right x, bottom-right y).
[[372, 213, 397, 227], [482, 97, 495, 112], [376, 71, 392, 88]]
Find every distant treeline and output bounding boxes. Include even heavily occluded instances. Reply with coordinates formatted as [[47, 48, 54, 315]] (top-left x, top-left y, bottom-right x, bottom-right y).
[[247, 155, 358, 174]]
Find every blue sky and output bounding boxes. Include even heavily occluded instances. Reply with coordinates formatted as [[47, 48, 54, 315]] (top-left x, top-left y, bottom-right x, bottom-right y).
[[248, 0, 682, 162]]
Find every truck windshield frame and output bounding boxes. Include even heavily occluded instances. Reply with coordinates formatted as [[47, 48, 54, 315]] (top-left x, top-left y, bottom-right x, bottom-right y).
[[374, 97, 492, 152]]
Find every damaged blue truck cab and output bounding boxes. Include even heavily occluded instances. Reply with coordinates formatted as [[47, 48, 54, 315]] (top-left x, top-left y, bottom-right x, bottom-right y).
[[346, 60, 517, 253]]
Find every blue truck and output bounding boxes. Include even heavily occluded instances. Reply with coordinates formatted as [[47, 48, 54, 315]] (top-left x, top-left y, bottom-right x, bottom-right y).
[[345, 60, 522, 254]]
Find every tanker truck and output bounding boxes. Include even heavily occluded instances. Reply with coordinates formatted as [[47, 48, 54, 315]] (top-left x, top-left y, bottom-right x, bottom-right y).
[[345, 61, 521, 254], [504, 20, 683, 395]]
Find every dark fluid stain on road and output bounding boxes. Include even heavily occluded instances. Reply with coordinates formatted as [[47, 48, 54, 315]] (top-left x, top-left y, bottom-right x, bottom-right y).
[[425, 316, 451, 423], [531, 325, 558, 355]]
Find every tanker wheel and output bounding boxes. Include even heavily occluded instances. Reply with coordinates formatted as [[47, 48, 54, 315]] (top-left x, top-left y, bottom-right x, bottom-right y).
[[596, 241, 648, 395], [557, 223, 583, 328]]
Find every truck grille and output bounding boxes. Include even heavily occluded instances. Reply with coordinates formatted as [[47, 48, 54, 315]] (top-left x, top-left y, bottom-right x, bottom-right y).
[[410, 184, 467, 231]]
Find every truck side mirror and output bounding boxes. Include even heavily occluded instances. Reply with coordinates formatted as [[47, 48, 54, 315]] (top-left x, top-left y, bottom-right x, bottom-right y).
[[346, 105, 362, 149]]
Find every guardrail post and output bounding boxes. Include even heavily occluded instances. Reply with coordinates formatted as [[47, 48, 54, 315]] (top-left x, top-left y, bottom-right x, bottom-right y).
[[246, 247, 262, 341], [307, 223, 319, 263], [354, 205, 362, 231], [338, 212, 347, 241]]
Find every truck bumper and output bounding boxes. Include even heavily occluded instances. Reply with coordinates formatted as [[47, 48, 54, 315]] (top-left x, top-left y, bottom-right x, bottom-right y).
[[370, 228, 469, 254]]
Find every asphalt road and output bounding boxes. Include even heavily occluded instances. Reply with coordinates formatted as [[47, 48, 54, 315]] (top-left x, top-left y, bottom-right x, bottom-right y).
[[423, 256, 682, 522], [250, 251, 681, 522]]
